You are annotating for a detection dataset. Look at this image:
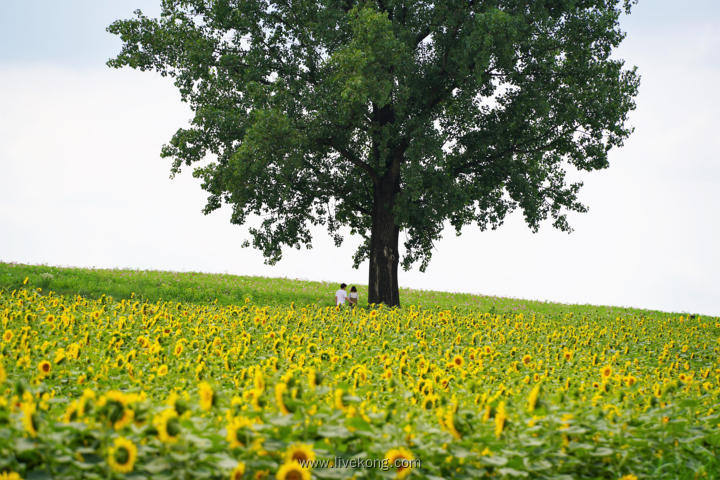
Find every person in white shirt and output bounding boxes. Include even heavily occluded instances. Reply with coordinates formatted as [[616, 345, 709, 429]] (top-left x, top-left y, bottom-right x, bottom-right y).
[[335, 283, 348, 306]]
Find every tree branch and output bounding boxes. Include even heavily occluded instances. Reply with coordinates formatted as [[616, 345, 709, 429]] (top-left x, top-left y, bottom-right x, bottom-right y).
[[326, 139, 379, 183], [414, 27, 431, 47]]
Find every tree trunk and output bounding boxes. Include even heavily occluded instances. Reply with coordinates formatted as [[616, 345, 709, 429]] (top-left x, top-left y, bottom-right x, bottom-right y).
[[368, 176, 400, 307]]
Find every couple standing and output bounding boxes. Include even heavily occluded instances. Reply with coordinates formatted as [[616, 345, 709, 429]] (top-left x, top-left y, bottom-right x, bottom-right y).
[[335, 283, 358, 307]]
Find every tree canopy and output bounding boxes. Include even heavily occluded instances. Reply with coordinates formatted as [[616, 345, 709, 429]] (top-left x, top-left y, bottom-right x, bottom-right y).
[[108, 0, 639, 305]]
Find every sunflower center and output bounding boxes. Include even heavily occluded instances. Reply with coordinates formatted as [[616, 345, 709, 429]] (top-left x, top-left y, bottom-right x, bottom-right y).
[[115, 446, 130, 464], [291, 451, 308, 462], [285, 469, 303, 480], [107, 402, 124, 423], [30, 413, 40, 432], [393, 456, 408, 471], [167, 418, 181, 437]]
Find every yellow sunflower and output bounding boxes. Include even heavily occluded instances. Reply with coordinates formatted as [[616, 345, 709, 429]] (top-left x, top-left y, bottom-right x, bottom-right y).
[[79, 388, 95, 413], [276, 461, 310, 480], [107, 437, 137, 473], [284, 443, 315, 466], [54, 349, 65, 364], [254, 369, 265, 392], [102, 390, 127, 407], [494, 402, 506, 438], [275, 383, 290, 415], [334, 389, 346, 411], [167, 391, 189, 416], [452, 355, 464, 368], [443, 408, 462, 440], [21, 402, 39, 437], [527, 383, 541, 413], [114, 408, 135, 431], [307, 368, 318, 389], [38, 360, 51, 377], [601, 365, 613, 379], [230, 461, 246, 480], [62, 400, 81, 423], [226, 416, 254, 449], [421, 394, 437, 411], [154, 408, 181, 444], [385, 447, 415, 479], [0, 471, 22, 480], [624, 375, 637, 387], [198, 381, 215, 411]]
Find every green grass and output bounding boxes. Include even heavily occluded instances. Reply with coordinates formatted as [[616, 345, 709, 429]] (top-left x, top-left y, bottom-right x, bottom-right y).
[[0, 261, 702, 319]]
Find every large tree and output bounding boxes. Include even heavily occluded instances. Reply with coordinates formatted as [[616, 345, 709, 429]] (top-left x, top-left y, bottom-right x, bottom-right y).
[[108, 0, 639, 306]]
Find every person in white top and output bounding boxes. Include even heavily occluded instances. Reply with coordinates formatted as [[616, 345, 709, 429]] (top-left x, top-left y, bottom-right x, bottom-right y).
[[348, 286, 359, 307], [335, 283, 348, 306]]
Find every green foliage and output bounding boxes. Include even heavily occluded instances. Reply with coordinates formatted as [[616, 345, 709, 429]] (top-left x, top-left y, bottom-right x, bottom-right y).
[[106, 0, 640, 276]]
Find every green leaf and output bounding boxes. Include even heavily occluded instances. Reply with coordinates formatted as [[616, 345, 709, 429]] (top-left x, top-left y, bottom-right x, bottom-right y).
[[14, 437, 37, 453], [25, 471, 53, 480], [318, 425, 352, 439], [498, 468, 528, 477], [589, 447, 614, 457], [481, 456, 509, 466], [143, 458, 172, 473], [345, 416, 372, 432]]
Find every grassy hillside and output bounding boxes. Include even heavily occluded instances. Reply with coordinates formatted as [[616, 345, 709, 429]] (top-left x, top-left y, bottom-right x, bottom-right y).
[[0, 261, 693, 318]]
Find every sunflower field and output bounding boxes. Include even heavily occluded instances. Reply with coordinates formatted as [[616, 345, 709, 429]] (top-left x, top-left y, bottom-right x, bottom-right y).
[[1, 282, 719, 480]]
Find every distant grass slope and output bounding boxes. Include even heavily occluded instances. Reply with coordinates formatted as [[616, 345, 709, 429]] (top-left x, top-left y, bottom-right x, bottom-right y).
[[0, 261, 695, 318]]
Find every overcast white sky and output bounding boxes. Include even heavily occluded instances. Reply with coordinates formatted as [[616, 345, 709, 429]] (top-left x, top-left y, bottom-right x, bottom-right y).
[[1, 1, 719, 315]]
